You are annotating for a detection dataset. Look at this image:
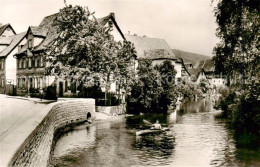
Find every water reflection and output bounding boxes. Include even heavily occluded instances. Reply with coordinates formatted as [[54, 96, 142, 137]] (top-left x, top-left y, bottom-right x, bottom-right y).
[[51, 98, 260, 167], [134, 133, 175, 166]]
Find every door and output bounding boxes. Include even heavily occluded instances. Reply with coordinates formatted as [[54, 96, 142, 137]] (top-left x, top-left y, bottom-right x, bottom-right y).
[[59, 82, 63, 97]]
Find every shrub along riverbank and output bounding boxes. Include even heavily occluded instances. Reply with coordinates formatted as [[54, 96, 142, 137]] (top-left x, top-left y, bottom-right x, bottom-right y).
[[215, 81, 260, 136], [127, 59, 204, 114]]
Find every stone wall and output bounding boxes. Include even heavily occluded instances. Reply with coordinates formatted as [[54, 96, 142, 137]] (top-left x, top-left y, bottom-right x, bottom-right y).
[[8, 99, 95, 167], [96, 104, 126, 116]]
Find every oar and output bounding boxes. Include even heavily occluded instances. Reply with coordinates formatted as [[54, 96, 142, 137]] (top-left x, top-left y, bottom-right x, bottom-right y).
[[143, 119, 152, 125]]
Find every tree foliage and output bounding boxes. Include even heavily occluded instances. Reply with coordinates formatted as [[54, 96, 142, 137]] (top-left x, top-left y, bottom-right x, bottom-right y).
[[213, 0, 259, 78], [130, 59, 163, 112], [129, 59, 178, 113], [46, 5, 136, 94], [213, 0, 260, 135], [156, 60, 177, 111]]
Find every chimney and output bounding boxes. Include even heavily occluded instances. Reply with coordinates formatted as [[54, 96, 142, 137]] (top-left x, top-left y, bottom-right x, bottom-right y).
[[110, 12, 115, 19], [128, 31, 130, 35]]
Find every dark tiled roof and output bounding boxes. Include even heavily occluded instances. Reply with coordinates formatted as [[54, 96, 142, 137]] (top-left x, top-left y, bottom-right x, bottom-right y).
[[189, 60, 205, 76], [124, 35, 177, 59], [202, 59, 214, 72], [189, 59, 214, 77], [17, 12, 125, 54], [0, 32, 26, 57], [144, 49, 175, 60], [29, 26, 47, 37], [18, 13, 60, 54]]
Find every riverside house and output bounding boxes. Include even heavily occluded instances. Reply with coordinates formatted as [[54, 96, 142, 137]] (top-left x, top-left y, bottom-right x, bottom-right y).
[[14, 12, 127, 97], [0, 24, 26, 94], [124, 34, 190, 82]]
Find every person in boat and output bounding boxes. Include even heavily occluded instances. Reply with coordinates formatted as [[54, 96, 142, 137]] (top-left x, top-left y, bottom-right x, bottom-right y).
[[152, 120, 162, 130]]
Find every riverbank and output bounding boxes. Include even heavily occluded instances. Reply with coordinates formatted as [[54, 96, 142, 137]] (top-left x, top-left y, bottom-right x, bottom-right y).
[[48, 111, 125, 166], [7, 99, 95, 167], [50, 98, 260, 167]]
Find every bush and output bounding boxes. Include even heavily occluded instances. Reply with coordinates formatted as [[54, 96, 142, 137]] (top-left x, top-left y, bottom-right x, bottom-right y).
[[233, 93, 260, 135], [217, 80, 260, 135]]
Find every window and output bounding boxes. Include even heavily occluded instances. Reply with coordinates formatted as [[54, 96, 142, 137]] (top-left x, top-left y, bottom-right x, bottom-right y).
[[28, 39, 33, 48], [35, 57, 38, 67], [1, 78, 4, 87], [28, 58, 32, 68], [35, 78, 38, 88], [17, 78, 20, 88], [32, 58, 35, 67], [37, 78, 41, 88], [22, 78, 26, 88], [29, 78, 33, 89], [18, 45, 24, 52], [18, 78, 23, 88], [37, 57, 40, 67], [19, 59, 23, 69], [40, 56, 43, 67], [39, 78, 43, 88], [23, 59, 27, 68]]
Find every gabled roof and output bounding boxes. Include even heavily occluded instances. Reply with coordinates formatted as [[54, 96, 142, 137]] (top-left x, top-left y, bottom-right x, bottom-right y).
[[17, 14, 58, 54], [16, 12, 125, 55], [179, 58, 191, 76], [0, 24, 16, 36], [97, 12, 125, 40], [0, 32, 26, 57], [189, 59, 215, 78], [28, 26, 47, 37], [0, 36, 13, 45], [189, 60, 205, 76], [202, 59, 214, 72], [124, 34, 177, 59]]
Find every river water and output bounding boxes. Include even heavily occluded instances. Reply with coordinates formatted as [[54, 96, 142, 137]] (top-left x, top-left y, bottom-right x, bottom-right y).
[[50, 98, 260, 167]]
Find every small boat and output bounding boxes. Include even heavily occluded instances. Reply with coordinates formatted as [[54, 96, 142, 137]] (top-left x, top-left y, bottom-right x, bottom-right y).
[[136, 127, 169, 136]]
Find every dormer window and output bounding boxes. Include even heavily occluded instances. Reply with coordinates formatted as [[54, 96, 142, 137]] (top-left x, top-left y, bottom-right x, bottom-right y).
[[28, 39, 33, 48], [18, 45, 24, 52]]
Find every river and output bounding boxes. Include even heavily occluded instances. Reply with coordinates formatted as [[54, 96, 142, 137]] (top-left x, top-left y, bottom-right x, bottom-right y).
[[50, 98, 260, 167]]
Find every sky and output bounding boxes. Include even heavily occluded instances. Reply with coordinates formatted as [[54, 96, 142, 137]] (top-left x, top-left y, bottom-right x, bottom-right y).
[[0, 0, 219, 56]]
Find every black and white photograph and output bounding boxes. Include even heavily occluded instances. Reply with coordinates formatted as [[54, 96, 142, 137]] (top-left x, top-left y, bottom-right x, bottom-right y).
[[0, 0, 259, 166]]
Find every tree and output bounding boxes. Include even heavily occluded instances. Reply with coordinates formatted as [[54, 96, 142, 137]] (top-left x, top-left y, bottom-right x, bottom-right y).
[[199, 78, 210, 94], [213, 0, 260, 135], [45, 5, 136, 103], [155, 60, 177, 111], [129, 59, 179, 113], [129, 59, 163, 112], [213, 0, 259, 84]]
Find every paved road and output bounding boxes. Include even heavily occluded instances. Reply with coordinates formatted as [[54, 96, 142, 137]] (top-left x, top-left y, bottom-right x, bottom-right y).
[[0, 94, 55, 166]]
